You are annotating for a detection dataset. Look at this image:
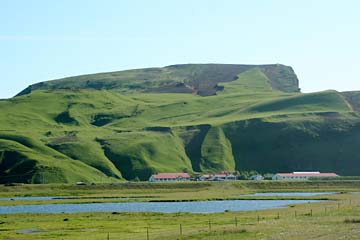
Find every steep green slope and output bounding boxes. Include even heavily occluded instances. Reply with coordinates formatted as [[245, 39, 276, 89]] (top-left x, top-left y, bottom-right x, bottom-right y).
[[199, 127, 235, 172], [0, 64, 358, 183], [223, 116, 360, 175], [98, 131, 192, 180], [219, 67, 273, 94], [0, 133, 118, 183]]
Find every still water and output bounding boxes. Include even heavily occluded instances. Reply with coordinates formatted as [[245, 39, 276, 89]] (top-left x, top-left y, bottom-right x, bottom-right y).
[[241, 192, 336, 197], [0, 199, 320, 214]]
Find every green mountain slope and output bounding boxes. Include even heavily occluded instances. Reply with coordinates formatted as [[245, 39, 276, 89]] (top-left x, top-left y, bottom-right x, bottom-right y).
[[0, 64, 359, 183]]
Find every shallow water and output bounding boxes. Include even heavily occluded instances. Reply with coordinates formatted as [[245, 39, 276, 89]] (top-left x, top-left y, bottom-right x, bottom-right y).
[[241, 192, 336, 197], [0, 196, 129, 201], [0, 199, 320, 214], [0, 196, 63, 201]]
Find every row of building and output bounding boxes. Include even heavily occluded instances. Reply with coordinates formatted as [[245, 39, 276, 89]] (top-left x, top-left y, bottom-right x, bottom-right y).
[[148, 172, 237, 182], [148, 171, 338, 182], [272, 171, 338, 180]]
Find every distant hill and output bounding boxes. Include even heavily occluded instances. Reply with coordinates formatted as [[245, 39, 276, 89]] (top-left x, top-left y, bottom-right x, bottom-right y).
[[1, 64, 359, 183], [17, 64, 300, 97]]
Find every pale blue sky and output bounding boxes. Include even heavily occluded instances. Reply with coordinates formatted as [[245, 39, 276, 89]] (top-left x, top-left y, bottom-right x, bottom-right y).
[[1, 0, 359, 98]]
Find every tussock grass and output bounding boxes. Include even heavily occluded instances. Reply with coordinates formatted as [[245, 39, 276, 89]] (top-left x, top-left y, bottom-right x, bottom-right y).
[[344, 218, 360, 223]]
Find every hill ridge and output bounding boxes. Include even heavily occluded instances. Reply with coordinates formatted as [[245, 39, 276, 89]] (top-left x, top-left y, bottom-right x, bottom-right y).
[[17, 63, 300, 97]]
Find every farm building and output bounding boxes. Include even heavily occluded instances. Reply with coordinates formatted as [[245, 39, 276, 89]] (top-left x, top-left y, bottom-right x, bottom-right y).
[[272, 171, 338, 180], [199, 172, 237, 181], [148, 173, 190, 182], [250, 175, 264, 180]]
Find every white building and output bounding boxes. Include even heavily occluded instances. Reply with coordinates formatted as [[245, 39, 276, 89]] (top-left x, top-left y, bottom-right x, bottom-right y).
[[250, 175, 264, 180], [199, 173, 237, 181], [149, 173, 190, 182], [272, 171, 338, 180]]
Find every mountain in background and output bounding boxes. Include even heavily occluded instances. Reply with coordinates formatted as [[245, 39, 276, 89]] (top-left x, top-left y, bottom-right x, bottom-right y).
[[1, 63, 360, 183]]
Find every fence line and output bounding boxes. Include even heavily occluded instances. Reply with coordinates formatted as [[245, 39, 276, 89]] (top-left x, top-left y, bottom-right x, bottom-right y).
[[100, 199, 357, 239]]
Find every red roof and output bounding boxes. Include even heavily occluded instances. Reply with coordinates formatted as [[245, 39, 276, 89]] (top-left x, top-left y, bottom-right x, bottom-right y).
[[277, 173, 338, 177], [151, 173, 190, 179]]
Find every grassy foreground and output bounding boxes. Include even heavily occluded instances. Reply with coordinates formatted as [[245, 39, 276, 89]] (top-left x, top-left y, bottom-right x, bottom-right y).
[[0, 181, 360, 239]]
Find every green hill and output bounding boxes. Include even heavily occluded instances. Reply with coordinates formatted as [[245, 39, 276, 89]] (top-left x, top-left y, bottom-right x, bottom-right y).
[[1, 64, 359, 183], [17, 64, 299, 97]]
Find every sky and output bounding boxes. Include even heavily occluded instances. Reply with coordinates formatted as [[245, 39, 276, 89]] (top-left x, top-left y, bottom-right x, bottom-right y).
[[1, 0, 360, 98]]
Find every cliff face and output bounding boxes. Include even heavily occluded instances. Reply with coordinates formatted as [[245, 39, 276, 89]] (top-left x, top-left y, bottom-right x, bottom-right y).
[[1, 64, 358, 183]]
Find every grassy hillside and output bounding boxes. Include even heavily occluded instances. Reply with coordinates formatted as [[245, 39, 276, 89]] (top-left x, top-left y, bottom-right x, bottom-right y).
[[1, 64, 359, 183], [17, 64, 299, 97], [223, 116, 360, 175], [341, 91, 360, 111]]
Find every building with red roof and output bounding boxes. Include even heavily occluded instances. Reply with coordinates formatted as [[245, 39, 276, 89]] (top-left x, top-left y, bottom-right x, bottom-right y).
[[149, 173, 190, 182], [272, 171, 338, 180]]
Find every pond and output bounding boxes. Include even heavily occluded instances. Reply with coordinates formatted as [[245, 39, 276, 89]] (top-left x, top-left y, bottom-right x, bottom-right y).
[[0, 199, 321, 214], [241, 192, 337, 197]]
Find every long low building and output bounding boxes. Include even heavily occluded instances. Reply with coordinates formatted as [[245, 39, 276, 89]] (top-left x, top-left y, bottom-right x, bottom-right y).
[[199, 173, 237, 181], [149, 173, 191, 182], [272, 171, 338, 180]]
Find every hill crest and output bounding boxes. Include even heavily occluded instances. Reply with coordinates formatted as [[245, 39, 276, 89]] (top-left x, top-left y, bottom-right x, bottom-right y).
[[17, 63, 300, 97]]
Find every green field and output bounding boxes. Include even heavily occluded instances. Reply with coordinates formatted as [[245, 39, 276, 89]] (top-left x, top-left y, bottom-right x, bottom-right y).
[[0, 181, 359, 205], [1, 64, 360, 183], [0, 181, 359, 239]]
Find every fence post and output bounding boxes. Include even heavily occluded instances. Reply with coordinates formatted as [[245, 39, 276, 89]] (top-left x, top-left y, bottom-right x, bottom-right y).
[[257, 215, 260, 222], [338, 203, 340, 210], [107, 232, 109, 240], [277, 212, 280, 219], [310, 209, 312, 217], [180, 224, 182, 238], [146, 227, 149, 240], [208, 219, 211, 231], [235, 217, 238, 227]]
